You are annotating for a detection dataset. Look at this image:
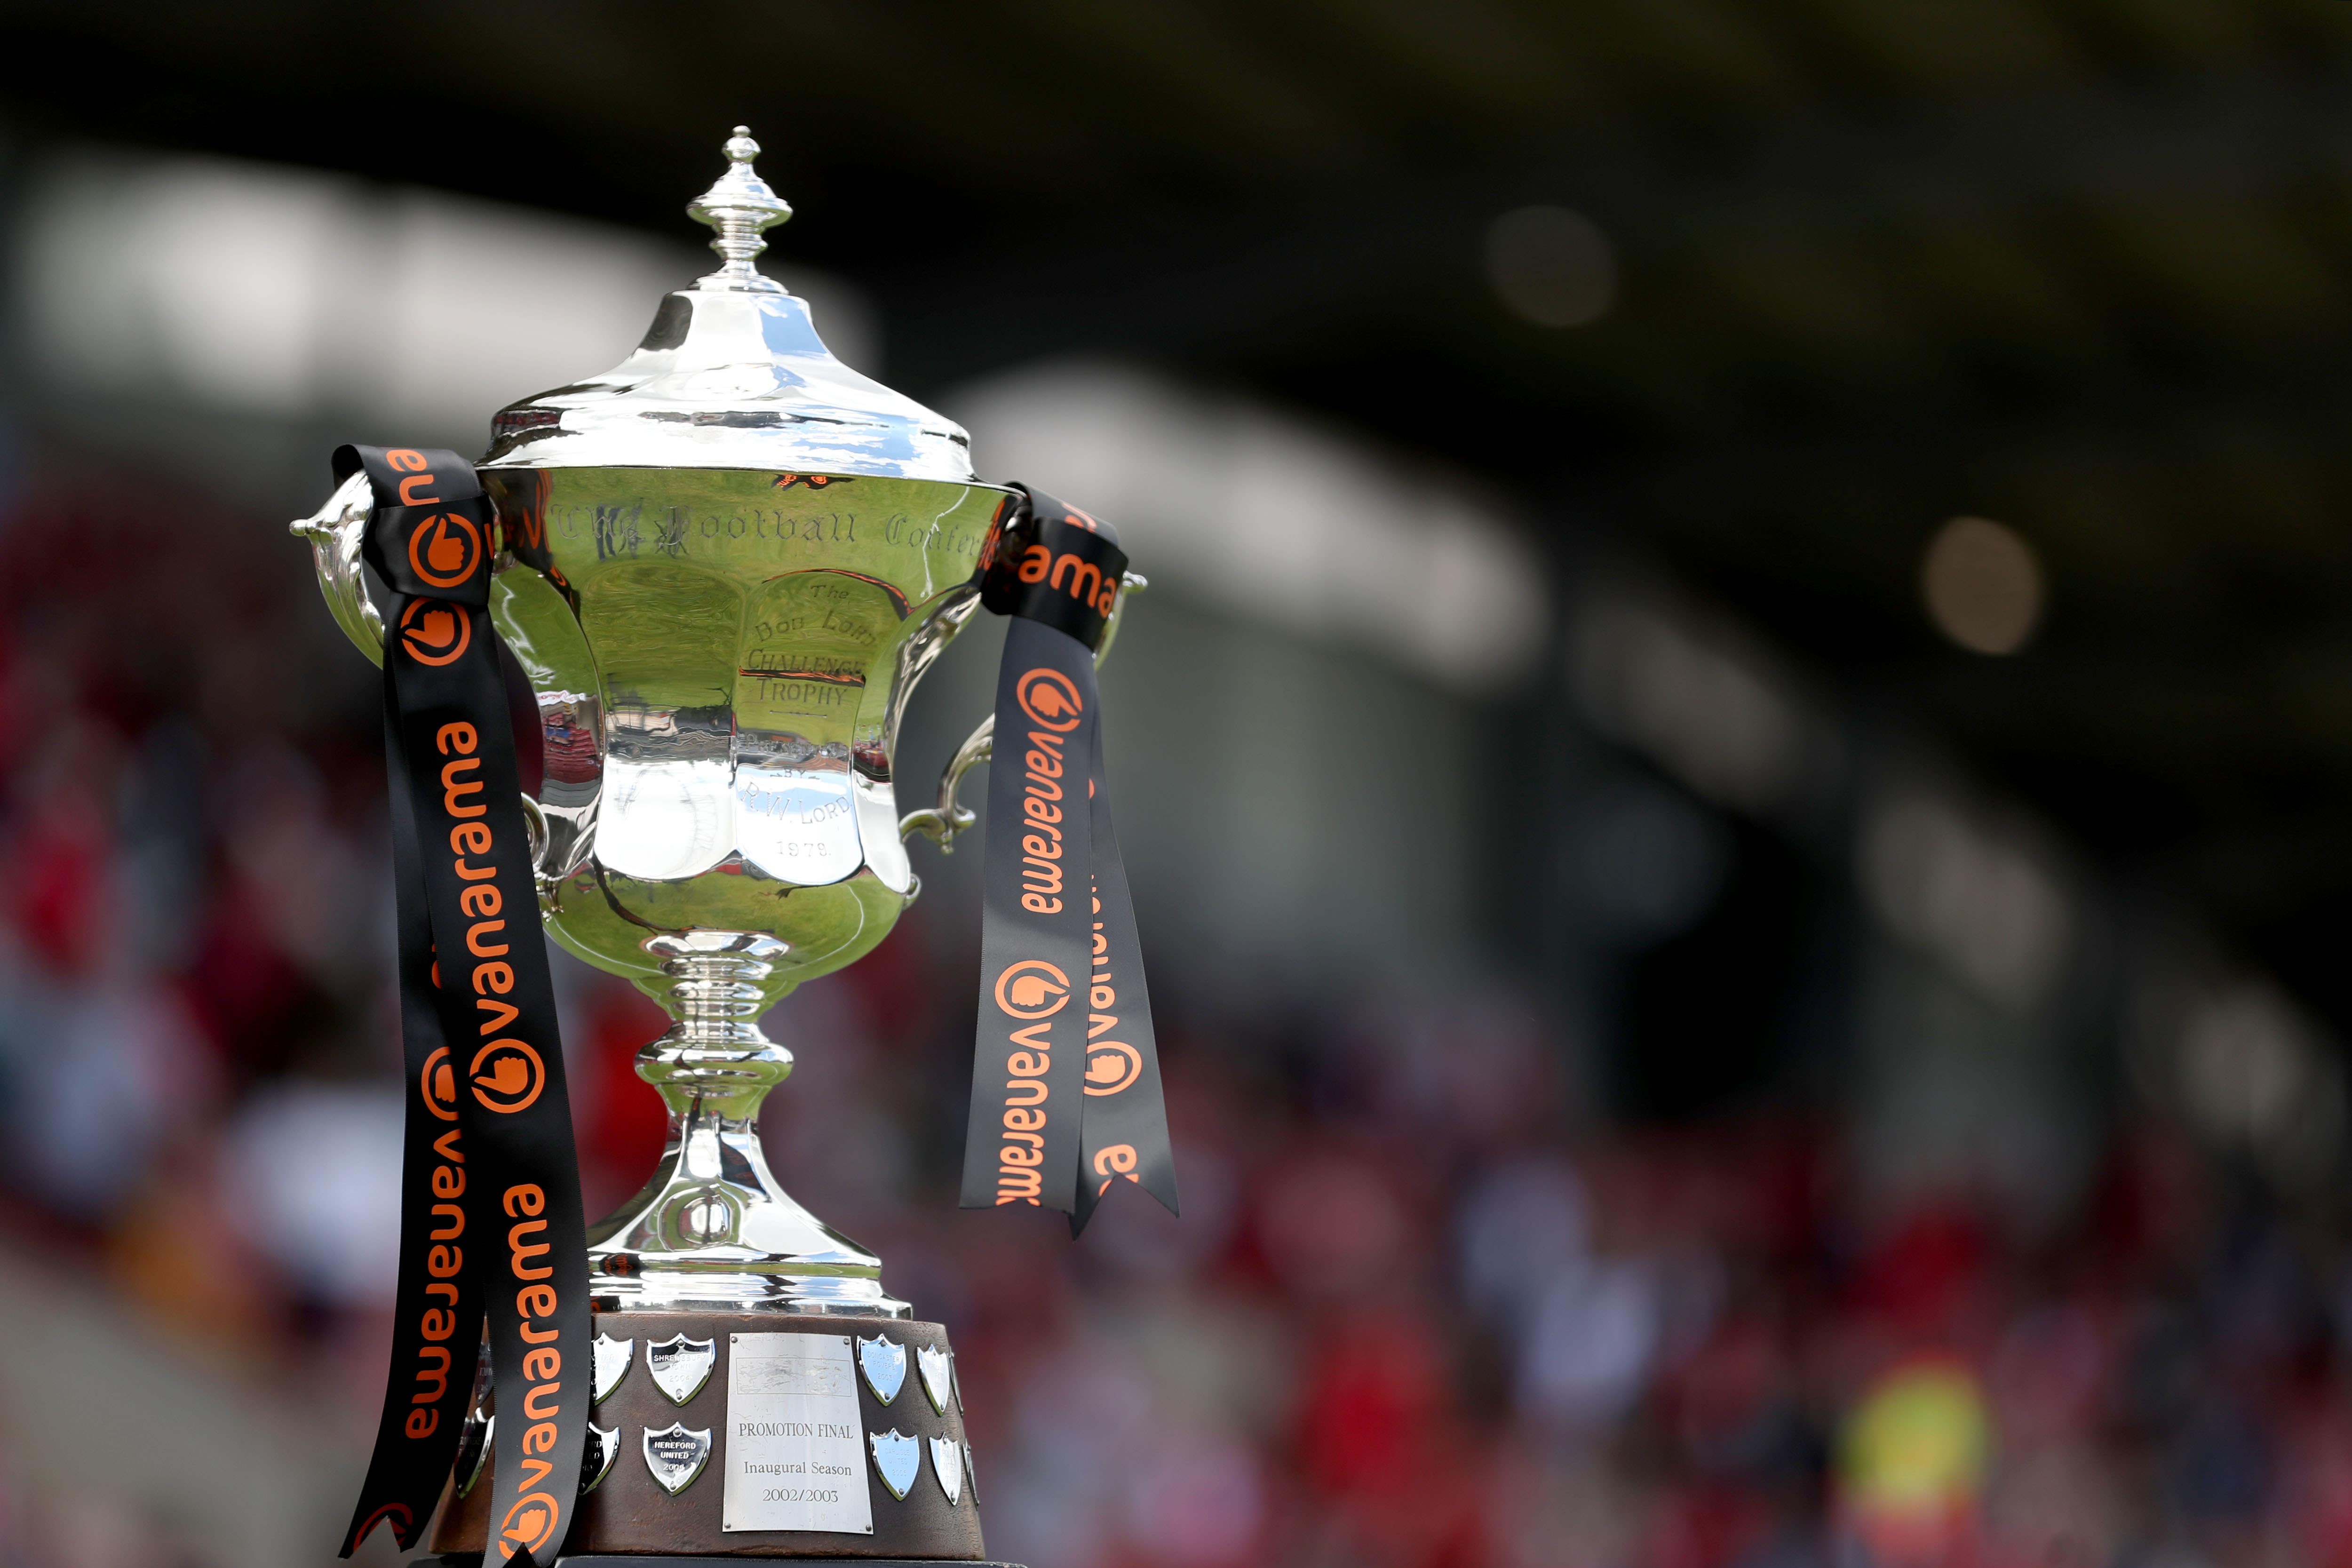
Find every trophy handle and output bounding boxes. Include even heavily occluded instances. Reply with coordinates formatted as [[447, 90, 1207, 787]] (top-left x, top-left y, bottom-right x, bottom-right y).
[[288, 471, 386, 667], [292, 477, 562, 879], [898, 571, 1145, 852]]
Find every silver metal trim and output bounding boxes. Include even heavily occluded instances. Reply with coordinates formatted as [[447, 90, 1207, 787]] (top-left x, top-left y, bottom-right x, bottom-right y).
[[898, 572, 1143, 852], [287, 470, 383, 666], [582, 1423, 620, 1495], [478, 131, 982, 481], [453, 1342, 495, 1499], [930, 1435, 962, 1506], [858, 1334, 906, 1405], [868, 1429, 920, 1501], [593, 1334, 635, 1403], [643, 1422, 714, 1496], [646, 1333, 717, 1405], [916, 1344, 954, 1417]]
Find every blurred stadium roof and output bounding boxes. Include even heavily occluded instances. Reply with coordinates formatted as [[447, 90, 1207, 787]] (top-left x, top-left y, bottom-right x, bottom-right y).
[[5, 1, 2352, 1026]]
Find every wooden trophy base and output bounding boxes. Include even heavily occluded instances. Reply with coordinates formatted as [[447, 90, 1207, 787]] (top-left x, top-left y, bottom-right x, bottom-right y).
[[429, 1309, 1001, 1562]]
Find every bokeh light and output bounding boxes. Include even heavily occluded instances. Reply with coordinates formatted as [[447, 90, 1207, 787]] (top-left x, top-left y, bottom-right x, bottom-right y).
[[1921, 517, 2045, 656]]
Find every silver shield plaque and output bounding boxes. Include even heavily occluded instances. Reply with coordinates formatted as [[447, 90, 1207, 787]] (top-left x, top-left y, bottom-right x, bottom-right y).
[[930, 1436, 962, 1505], [582, 1423, 619, 1494], [644, 1422, 714, 1495], [594, 1334, 636, 1403], [648, 1333, 717, 1405], [917, 1344, 955, 1415], [869, 1429, 920, 1501], [858, 1334, 906, 1405], [453, 1341, 495, 1498]]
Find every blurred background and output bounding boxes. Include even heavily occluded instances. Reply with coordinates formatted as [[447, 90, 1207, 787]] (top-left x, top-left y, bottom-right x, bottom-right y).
[[0, 4, 2349, 1568]]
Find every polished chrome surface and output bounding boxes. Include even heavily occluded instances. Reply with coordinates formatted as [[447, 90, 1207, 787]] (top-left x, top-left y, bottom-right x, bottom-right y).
[[645, 1332, 717, 1405], [291, 127, 1144, 1320], [454, 1343, 495, 1499], [643, 1422, 714, 1496], [582, 1423, 620, 1495], [898, 716, 990, 852], [691, 127, 792, 291], [579, 931, 908, 1315], [898, 571, 1143, 852], [930, 1436, 962, 1506], [916, 1343, 954, 1416], [485, 470, 999, 1004], [478, 131, 979, 481], [288, 471, 383, 666], [592, 1334, 635, 1403], [857, 1333, 906, 1405], [868, 1430, 920, 1502]]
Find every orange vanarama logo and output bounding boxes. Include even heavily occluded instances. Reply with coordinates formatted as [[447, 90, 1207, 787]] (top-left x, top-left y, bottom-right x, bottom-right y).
[[399, 600, 471, 666], [994, 959, 1071, 1020], [407, 511, 484, 590], [497, 1491, 560, 1560], [1016, 668, 1083, 732], [421, 1046, 460, 1122], [469, 1039, 544, 1114], [1084, 1039, 1142, 1096]]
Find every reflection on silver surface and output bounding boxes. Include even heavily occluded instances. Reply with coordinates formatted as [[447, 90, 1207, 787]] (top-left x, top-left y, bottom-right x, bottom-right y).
[[857, 1334, 905, 1405], [646, 1333, 716, 1406], [868, 1430, 919, 1501], [643, 1423, 713, 1496], [898, 572, 1141, 854], [479, 128, 976, 482], [916, 1344, 954, 1416], [286, 471, 385, 667], [581, 1423, 620, 1495], [593, 1334, 635, 1403], [294, 129, 1151, 1318], [453, 1341, 494, 1499], [929, 1436, 961, 1506], [962, 1441, 977, 1506]]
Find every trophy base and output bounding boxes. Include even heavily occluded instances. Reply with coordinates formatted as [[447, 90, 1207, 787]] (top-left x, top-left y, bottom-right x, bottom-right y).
[[430, 1308, 987, 1561]]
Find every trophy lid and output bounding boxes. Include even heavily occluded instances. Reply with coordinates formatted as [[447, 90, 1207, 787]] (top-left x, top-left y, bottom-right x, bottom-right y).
[[479, 128, 980, 481]]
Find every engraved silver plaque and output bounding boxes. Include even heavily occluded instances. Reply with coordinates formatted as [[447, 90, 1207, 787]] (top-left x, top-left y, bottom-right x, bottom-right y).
[[723, 1334, 874, 1536], [581, 1423, 619, 1495], [858, 1334, 906, 1405], [594, 1334, 636, 1403], [963, 1440, 978, 1506], [644, 1422, 714, 1495], [917, 1344, 955, 1415], [930, 1435, 962, 1505], [869, 1429, 920, 1501], [648, 1333, 716, 1405]]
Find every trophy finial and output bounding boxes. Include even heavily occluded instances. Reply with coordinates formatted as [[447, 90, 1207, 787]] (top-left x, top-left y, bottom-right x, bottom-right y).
[[689, 125, 792, 292]]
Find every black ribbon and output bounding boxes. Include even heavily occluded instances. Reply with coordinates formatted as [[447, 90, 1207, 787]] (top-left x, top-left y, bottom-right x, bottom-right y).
[[337, 446, 591, 1567], [959, 487, 1178, 1233]]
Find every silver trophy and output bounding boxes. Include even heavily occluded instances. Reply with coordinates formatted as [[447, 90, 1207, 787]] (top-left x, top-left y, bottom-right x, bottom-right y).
[[294, 128, 1132, 1323]]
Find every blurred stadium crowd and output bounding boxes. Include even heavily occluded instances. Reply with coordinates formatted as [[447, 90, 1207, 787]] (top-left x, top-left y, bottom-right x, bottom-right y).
[[0, 480, 2345, 1568]]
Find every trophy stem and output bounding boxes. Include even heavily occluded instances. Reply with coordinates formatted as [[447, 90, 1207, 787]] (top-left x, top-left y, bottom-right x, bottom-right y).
[[583, 932, 908, 1317]]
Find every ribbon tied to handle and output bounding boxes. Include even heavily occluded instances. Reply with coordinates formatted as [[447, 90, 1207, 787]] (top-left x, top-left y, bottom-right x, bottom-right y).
[[336, 445, 591, 1568], [959, 486, 1179, 1234]]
